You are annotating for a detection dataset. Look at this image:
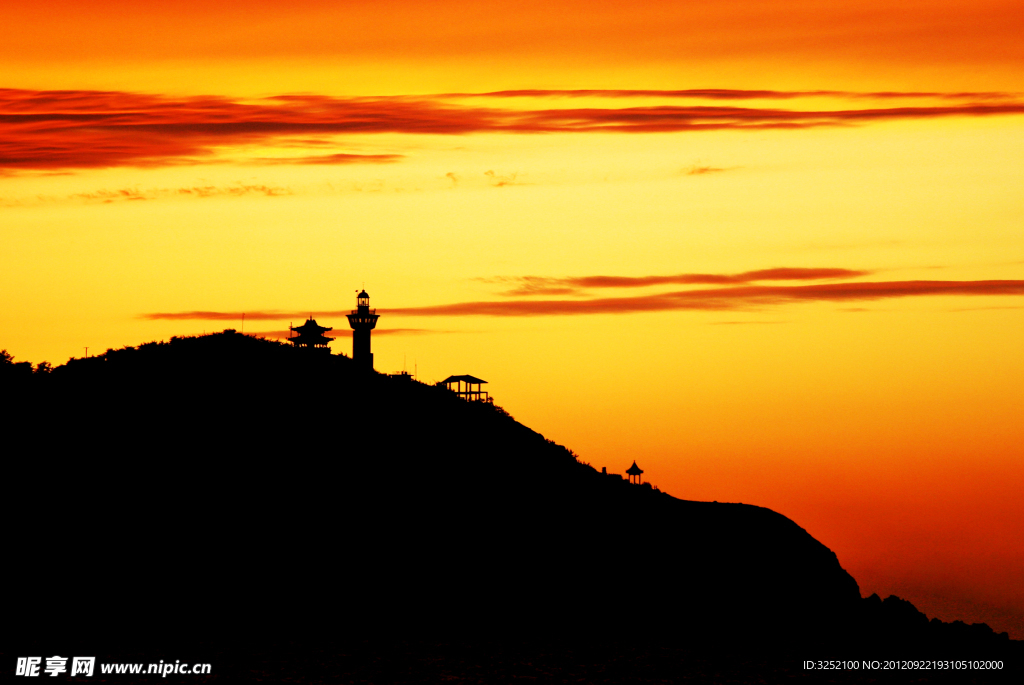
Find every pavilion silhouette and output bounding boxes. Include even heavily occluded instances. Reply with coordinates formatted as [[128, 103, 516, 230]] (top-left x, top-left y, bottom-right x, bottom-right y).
[[289, 317, 333, 350], [440, 374, 491, 403]]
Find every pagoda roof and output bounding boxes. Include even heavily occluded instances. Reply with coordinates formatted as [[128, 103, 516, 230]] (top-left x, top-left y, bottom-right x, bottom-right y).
[[441, 375, 487, 384], [291, 318, 333, 334], [626, 461, 644, 475]]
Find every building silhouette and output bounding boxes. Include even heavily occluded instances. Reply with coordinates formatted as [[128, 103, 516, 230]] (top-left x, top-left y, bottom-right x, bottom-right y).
[[626, 461, 644, 484], [289, 317, 333, 351], [347, 290, 379, 371], [440, 375, 491, 403]]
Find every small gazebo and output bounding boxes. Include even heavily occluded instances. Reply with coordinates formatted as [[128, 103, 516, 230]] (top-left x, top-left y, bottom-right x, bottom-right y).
[[289, 317, 333, 350], [626, 461, 644, 484], [440, 375, 491, 403]]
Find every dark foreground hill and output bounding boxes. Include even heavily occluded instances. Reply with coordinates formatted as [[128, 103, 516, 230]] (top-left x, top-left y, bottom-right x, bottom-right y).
[[4, 333, 1019, 678]]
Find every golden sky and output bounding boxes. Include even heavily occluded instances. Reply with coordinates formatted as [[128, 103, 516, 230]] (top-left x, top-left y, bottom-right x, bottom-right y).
[[2, 0, 1022, 637]]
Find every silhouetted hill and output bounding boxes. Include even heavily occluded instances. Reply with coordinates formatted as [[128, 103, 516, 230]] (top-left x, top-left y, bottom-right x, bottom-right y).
[[5, 333, 1019, 671]]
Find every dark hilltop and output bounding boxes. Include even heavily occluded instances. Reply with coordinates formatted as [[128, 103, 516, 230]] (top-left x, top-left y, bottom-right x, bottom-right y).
[[5, 332, 1020, 682]]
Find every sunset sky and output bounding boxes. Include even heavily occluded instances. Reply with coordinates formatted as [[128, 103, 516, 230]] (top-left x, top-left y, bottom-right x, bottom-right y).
[[2, 1, 1022, 637]]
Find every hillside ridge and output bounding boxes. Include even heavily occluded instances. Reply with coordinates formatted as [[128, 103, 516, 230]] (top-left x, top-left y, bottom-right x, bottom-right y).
[[4, 332, 1018, 656]]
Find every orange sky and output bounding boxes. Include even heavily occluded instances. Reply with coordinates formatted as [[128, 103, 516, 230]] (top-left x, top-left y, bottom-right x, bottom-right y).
[[2, 0, 1022, 637]]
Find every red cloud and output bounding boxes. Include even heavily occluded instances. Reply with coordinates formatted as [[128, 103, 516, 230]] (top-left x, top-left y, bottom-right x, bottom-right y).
[[252, 328, 437, 339], [571, 267, 868, 287], [498, 268, 870, 295], [452, 89, 1019, 100], [385, 280, 1024, 316], [0, 89, 482, 170], [143, 279, 1024, 321], [3, 88, 1024, 170], [252, 153, 402, 165], [143, 311, 291, 321]]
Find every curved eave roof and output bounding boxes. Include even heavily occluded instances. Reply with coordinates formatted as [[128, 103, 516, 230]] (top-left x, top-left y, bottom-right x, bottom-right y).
[[291, 322, 333, 334]]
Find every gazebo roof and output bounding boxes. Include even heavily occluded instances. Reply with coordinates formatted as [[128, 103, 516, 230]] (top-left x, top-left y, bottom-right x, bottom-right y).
[[441, 375, 487, 384], [625, 461, 644, 476]]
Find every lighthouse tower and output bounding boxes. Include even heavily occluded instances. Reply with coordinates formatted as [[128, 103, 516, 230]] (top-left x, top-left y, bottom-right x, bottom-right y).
[[346, 290, 379, 370]]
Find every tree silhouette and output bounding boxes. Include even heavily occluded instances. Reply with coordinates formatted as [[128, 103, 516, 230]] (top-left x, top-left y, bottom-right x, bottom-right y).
[[0, 348, 34, 379]]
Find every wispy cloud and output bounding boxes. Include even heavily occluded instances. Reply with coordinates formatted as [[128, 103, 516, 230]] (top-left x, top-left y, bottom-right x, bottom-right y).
[[489, 268, 871, 296], [251, 153, 402, 165], [446, 89, 1021, 101], [712, 320, 788, 325], [68, 183, 291, 203], [945, 305, 1024, 313], [484, 170, 520, 187], [142, 309, 452, 333], [384, 280, 1024, 317], [252, 328, 439, 339], [3, 88, 1024, 171], [143, 278, 1024, 321], [685, 163, 729, 175], [144, 311, 292, 321]]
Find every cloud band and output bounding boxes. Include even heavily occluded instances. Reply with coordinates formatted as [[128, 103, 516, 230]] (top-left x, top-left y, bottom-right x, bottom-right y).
[[144, 278, 1024, 321], [3, 88, 1023, 170]]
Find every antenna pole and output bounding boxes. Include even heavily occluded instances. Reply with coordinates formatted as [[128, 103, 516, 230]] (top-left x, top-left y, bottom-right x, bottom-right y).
[[84, 347, 88, 358]]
